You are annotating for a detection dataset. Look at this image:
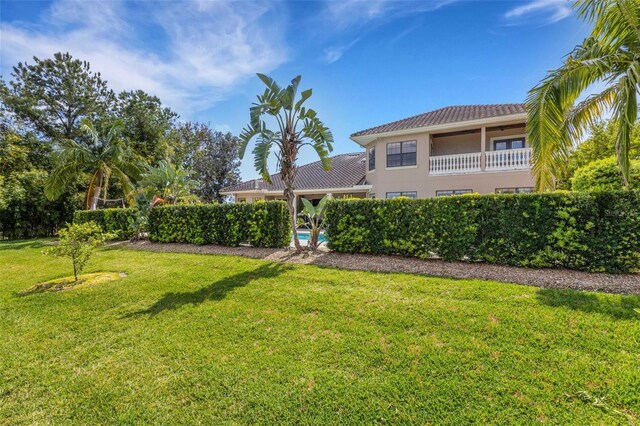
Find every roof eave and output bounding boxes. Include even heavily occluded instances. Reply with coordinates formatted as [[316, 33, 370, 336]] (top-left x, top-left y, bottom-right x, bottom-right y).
[[220, 185, 372, 196], [350, 112, 528, 146]]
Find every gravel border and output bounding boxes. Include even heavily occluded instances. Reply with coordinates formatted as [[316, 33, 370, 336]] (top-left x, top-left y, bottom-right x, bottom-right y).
[[119, 241, 640, 295]]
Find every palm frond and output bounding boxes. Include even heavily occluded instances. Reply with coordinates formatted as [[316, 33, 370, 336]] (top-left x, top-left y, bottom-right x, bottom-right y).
[[611, 72, 638, 186]]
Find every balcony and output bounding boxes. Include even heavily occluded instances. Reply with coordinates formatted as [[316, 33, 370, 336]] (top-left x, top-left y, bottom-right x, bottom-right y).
[[429, 148, 532, 175]]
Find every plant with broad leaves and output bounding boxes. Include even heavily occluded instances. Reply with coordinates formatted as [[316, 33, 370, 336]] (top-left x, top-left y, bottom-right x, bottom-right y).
[[297, 195, 329, 251], [239, 74, 333, 251]]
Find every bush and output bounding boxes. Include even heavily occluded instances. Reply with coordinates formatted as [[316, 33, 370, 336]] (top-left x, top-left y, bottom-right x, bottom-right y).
[[148, 201, 290, 248], [74, 208, 137, 240], [325, 191, 640, 273], [571, 156, 640, 191]]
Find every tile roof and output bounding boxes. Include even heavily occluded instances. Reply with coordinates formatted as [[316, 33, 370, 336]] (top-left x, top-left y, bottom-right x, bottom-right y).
[[221, 152, 367, 193], [351, 104, 526, 137]]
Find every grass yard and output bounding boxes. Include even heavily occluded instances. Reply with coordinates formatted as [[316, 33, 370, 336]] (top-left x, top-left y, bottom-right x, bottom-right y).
[[1, 240, 639, 424]]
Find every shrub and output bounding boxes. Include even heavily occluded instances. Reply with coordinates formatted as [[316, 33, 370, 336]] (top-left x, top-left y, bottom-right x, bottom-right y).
[[74, 208, 137, 240], [148, 201, 290, 248], [571, 156, 640, 191], [325, 191, 640, 273], [46, 221, 108, 282]]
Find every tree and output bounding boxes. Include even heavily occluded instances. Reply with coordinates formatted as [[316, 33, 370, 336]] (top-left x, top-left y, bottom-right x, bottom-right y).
[[45, 119, 142, 210], [571, 156, 640, 191], [240, 74, 334, 251], [46, 222, 108, 282], [0, 52, 115, 141], [117, 90, 178, 165], [166, 122, 241, 202], [138, 160, 197, 205], [559, 119, 640, 188], [193, 130, 241, 202], [0, 128, 79, 239], [526, 0, 640, 191]]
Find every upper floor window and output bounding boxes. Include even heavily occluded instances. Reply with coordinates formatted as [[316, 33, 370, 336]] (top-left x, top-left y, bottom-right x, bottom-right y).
[[387, 140, 416, 167], [368, 147, 375, 171], [493, 137, 525, 151], [386, 191, 417, 199]]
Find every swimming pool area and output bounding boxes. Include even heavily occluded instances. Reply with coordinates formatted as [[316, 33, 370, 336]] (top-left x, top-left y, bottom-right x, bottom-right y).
[[296, 231, 327, 242]]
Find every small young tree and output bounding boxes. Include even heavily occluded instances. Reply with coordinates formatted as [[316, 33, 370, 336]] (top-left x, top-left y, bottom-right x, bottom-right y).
[[297, 195, 329, 251], [47, 222, 108, 282]]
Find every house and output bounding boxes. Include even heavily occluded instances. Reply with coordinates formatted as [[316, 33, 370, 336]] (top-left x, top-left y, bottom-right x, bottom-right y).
[[219, 152, 371, 204], [221, 103, 535, 202]]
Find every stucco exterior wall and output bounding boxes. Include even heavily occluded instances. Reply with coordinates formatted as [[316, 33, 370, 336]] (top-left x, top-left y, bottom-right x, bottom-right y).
[[365, 119, 534, 198]]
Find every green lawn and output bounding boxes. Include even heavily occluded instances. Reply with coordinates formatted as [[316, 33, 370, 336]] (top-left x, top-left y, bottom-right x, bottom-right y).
[[1, 240, 639, 424]]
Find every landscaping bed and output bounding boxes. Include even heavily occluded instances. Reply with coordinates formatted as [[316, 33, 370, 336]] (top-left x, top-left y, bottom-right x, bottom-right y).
[[125, 241, 640, 295]]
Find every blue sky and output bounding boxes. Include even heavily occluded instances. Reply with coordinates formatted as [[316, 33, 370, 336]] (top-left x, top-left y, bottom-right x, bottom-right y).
[[1, 0, 589, 180]]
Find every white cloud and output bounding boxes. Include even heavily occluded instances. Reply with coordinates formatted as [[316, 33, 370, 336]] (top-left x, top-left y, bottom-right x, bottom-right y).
[[322, 39, 359, 64], [0, 0, 288, 116], [504, 0, 573, 25], [324, 0, 458, 30]]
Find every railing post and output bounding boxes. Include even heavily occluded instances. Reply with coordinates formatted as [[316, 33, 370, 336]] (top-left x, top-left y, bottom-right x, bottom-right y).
[[480, 126, 486, 171]]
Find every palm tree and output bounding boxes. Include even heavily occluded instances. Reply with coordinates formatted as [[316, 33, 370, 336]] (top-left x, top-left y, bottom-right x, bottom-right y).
[[526, 0, 639, 191], [239, 74, 334, 251], [138, 160, 197, 205], [45, 118, 142, 210]]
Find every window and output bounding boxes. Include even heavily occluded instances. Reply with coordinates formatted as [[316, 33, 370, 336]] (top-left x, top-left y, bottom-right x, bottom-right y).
[[495, 187, 534, 194], [368, 147, 376, 171], [435, 189, 472, 197], [369, 193, 376, 199], [493, 137, 525, 151], [387, 140, 417, 167], [386, 191, 417, 199]]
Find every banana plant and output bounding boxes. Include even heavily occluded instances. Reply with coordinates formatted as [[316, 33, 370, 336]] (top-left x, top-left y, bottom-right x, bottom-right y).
[[239, 74, 334, 251], [297, 195, 329, 251]]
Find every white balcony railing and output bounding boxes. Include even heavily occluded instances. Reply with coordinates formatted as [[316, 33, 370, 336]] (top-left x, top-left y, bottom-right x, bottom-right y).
[[428, 148, 532, 175], [485, 148, 532, 171], [429, 152, 481, 175]]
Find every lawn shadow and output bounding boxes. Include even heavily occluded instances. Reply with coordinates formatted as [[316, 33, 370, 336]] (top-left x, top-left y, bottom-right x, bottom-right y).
[[0, 239, 51, 251], [536, 288, 640, 320], [125, 262, 292, 317]]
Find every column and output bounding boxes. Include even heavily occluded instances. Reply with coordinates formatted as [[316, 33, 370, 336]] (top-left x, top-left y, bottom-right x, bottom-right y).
[[480, 126, 486, 171]]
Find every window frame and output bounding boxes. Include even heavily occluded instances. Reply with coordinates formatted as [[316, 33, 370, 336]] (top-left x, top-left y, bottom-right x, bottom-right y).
[[386, 191, 417, 199], [495, 187, 534, 194], [386, 140, 417, 168], [435, 189, 473, 197], [491, 135, 527, 151], [368, 147, 376, 171]]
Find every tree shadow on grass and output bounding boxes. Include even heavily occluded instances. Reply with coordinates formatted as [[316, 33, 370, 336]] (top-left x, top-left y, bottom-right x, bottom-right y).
[[125, 262, 292, 317], [0, 239, 51, 251], [536, 288, 640, 320]]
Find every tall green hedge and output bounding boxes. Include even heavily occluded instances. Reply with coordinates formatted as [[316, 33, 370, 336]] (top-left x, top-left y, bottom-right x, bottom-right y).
[[325, 191, 640, 273], [74, 208, 137, 240], [148, 201, 290, 248]]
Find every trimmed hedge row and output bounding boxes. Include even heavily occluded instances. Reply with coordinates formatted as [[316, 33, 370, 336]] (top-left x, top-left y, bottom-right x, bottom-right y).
[[148, 201, 290, 248], [325, 191, 640, 273], [74, 208, 137, 240]]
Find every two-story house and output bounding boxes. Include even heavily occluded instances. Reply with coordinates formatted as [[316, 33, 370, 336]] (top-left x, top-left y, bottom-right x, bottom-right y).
[[221, 104, 535, 204]]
